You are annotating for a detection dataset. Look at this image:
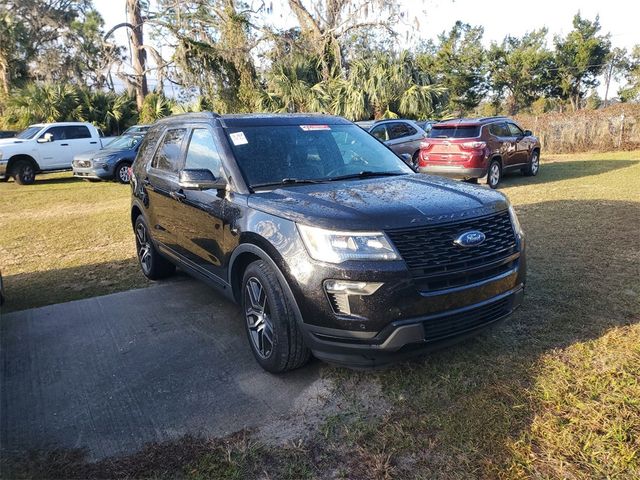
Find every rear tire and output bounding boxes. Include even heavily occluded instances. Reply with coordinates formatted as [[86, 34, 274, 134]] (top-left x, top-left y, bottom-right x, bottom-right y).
[[134, 216, 175, 280], [487, 159, 501, 189], [115, 162, 132, 184], [12, 160, 36, 185], [524, 150, 540, 176], [242, 260, 310, 373]]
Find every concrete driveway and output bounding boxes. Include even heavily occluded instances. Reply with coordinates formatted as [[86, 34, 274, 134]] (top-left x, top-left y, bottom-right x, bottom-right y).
[[0, 278, 322, 460]]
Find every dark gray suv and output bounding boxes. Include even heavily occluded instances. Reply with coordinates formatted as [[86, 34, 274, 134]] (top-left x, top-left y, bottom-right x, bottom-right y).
[[131, 112, 526, 372]]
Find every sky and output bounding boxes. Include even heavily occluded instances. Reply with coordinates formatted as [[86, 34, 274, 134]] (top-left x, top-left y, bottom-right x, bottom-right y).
[[95, 0, 640, 97]]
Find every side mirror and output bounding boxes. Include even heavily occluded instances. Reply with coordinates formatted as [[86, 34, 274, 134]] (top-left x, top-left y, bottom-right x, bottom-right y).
[[37, 133, 53, 143], [178, 168, 226, 191], [523, 130, 533, 137]]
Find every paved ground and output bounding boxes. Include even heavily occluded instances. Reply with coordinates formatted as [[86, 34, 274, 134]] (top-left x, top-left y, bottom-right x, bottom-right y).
[[0, 278, 321, 460]]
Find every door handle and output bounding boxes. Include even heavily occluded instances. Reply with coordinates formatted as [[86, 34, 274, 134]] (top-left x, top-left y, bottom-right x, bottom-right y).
[[90, 141, 98, 144], [170, 190, 186, 201], [60, 143, 69, 146]]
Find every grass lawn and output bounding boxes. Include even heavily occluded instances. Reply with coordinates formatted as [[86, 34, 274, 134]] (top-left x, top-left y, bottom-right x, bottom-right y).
[[1, 151, 639, 478]]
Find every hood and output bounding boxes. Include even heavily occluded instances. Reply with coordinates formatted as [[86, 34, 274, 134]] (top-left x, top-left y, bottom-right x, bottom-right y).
[[247, 174, 510, 231], [74, 147, 133, 161], [0, 138, 27, 147]]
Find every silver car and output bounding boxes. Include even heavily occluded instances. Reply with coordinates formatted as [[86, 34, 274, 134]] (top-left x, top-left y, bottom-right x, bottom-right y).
[[369, 119, 431, 167]]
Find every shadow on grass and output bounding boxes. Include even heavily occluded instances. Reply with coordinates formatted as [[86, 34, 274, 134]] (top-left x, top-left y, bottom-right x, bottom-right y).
[[499, 159, 638, 187], [1, 199, 639, 479], [0, 258, 150, 313]]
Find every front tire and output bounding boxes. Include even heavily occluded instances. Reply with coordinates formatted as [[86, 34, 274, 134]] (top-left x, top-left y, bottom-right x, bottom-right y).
[[242, 260, 310, 373], [523, 150, 540, 176], [134, 216, 175, 280], [115, 162, 132, 184], [12, 160, 36, 185], [487, 159, 502, 189]]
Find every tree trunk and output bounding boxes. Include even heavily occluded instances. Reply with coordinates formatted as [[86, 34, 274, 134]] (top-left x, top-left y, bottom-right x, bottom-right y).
[[127, 0, 148, 110], [603, 62, 613, 108]]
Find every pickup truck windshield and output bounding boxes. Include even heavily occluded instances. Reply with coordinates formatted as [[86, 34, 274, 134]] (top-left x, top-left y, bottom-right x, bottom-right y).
[[15, 126, 43, 139], [225, 124, 412, 188]]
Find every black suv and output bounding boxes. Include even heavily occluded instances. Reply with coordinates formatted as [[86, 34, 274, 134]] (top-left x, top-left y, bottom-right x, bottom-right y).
[[131, 113, 526, 372]]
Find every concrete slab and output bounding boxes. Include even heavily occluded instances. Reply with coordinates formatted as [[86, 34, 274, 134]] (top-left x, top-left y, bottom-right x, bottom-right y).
[[0, 279, 321, 460]]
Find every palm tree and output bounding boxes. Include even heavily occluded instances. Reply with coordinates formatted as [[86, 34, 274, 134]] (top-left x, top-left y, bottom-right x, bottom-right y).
[[336, 51, 445, 120], [258, 55, 329, 113], [2, 83, 81, 128]]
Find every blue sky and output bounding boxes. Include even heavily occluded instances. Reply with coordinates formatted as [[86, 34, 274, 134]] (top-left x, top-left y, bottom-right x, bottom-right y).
[[95, 0, 640, 96]]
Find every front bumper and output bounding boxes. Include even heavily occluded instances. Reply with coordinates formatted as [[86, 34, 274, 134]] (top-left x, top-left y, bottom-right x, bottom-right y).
[[72, 164, 115, 180], [0, 159, 7, 179], [303, 286, 524, 367], [418, 165, 486, 179]]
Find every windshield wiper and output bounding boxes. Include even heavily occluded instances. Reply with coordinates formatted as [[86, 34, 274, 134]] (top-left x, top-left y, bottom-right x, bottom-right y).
[[250, 178, 326, 190], [327, 171, 407, 182]]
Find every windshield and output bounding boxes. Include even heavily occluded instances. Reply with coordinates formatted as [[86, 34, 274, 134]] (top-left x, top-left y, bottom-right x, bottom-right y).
[[429, 125, 480, 138], [15, 126, 43, 139], [105, 134, 143, 150], [225, 124, 412, 188]]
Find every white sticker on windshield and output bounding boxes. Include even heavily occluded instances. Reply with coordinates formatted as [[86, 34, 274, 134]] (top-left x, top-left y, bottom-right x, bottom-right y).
[[230, 131, 248, 145], [300, 125, 331, 131]]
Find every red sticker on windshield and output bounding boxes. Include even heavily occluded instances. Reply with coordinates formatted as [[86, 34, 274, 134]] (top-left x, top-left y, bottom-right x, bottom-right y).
[[300, 125, 331, 131]]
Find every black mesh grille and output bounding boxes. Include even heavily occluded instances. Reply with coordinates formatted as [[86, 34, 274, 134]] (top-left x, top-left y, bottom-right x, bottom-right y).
[[387, 210, 518, 292], [423, 296, 511, 342]]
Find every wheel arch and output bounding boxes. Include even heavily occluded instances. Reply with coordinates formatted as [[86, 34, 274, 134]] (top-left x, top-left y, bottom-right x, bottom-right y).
[[8, 154, 40, 173], [131, 204, 143, 227], [228, 242, 304, 327]]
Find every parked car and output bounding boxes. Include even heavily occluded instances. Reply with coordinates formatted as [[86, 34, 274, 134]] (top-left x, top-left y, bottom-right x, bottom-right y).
[[131, 112, 526, 372], [417, 116, 541, 188], [0, 122, 108, 185], [0, 131, 17, 139], [122, 124, 150, 135], [73, 132, 146, 183], [369, 119, 429, 167]]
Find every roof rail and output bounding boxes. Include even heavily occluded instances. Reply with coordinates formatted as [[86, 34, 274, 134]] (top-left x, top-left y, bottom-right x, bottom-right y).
[[155, 111, 220, 123]]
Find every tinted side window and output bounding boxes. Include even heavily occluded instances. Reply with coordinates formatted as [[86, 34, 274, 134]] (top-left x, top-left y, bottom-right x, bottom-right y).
[[370, 125, 388, 141], [184, 128, 222, 175], [488, 122, 509, 137], [507, 123, 524, 137], [42, 126, 66, 141], [136, 129, 162, 166], [388, 122, 417, 140], [65, 126, 91, 139], [152, 128, 187, 173]]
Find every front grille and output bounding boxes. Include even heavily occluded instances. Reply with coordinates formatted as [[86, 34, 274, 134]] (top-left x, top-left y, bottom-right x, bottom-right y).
[[423, 296, 511, 342], [387, 210, 518, 292]]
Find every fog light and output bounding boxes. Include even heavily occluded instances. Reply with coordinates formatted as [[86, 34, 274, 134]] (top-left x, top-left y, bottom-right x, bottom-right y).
[[324, 280, 383, 315]]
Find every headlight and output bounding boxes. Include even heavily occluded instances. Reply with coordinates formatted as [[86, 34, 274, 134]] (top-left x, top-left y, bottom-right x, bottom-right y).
[[508, 205, 523, 237], [93, 155, 114, 163], [297, 224, 400, 263]]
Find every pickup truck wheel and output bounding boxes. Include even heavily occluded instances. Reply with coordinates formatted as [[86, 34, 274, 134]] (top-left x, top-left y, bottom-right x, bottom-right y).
[[242, 260, 310, 373], [524, 151, 540, 176], [134, 216, 175, 280], [12, 160, 36, 185], [487, 159, 501, 189], [115, 162, 131, 184]]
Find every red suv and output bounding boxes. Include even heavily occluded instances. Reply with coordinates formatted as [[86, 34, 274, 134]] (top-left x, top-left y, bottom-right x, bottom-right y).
[[417, 116, 541, 188]]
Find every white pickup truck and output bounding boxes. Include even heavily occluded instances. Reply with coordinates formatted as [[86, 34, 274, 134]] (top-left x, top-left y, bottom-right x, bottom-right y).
[[0, 122, 111, 185]]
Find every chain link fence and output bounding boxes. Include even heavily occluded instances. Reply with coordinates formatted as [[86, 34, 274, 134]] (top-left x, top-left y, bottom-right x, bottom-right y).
[[514, 104, 640, 154]]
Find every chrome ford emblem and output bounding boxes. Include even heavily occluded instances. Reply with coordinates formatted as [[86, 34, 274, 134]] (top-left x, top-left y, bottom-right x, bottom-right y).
[[454, 230, 486, 248]]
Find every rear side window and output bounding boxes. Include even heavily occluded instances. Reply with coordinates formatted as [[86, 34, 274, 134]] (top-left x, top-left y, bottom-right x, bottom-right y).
[[184, 128, 222, 175], [64, 126, 91, 139], [429, 126, 480, 138], [136, 128, 162, 166], [152, 128, 187, 173], [489, 122, 509, 137], [388, 122, 417, 140]]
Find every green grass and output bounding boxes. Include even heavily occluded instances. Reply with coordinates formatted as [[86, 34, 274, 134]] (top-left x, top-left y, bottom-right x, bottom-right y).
[[1, 151, 640, 479]]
